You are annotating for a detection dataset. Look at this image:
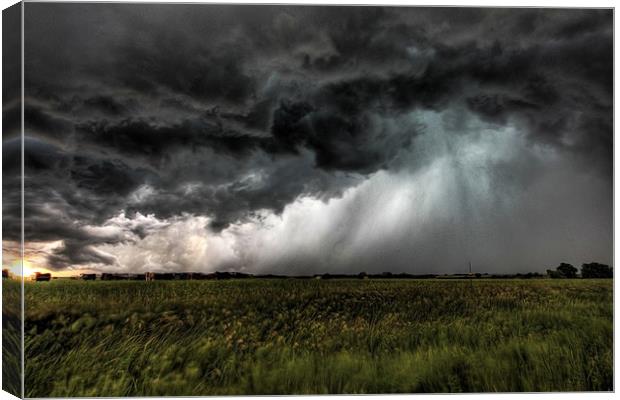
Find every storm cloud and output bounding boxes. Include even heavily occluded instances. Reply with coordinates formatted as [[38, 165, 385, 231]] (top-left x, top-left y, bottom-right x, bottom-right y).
[[8, 4, 612, 273]]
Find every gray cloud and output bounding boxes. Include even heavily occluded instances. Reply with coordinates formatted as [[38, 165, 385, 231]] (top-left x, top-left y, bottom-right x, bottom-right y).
[[13, 5, 612, 272]]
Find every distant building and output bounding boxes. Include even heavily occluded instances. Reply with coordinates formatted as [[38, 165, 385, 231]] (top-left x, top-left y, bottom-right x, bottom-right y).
[[33, 272, 51, 282], [145, 271, 250, 281], [101, 273, 143, 281]]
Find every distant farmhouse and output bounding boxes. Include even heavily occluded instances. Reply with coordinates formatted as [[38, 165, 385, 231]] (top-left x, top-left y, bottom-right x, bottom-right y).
[[32, 272, 51, 282]]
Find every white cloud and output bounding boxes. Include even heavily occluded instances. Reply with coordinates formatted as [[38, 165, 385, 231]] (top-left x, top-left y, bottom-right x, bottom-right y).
[[96, 214, 238, 273]]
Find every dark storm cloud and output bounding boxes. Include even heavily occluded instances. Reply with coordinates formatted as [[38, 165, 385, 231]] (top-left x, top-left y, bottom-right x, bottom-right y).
[[81, 95, 131, 116], [114, 44, 255, 105], [18, 4, 613, 271], [9, 137, 160, 268], [2, 138, 22, 245], [75, 118, 268, 161]]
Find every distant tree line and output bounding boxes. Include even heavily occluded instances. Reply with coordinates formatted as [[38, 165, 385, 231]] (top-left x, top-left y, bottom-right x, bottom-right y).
[[17, 263, 613, 282], [547, 262, 612, 279]]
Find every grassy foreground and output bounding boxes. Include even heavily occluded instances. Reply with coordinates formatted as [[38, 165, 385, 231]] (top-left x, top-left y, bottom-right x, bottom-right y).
[[2, 279, 21, 397], [24, 279, 612, 396]]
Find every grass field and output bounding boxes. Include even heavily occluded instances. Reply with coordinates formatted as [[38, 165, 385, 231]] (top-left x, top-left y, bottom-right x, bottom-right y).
[[2, 279, 21, 397], [21, 279, 613, 396]]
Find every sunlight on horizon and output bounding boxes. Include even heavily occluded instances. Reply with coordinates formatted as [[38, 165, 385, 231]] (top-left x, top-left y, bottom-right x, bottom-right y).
[[5, 259, 83, 278]]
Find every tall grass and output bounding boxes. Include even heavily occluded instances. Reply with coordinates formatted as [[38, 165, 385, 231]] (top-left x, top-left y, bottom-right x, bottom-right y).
[[2, 279, 22, 397], [3, 279, 22, 397], [24, 279, 612, 396]]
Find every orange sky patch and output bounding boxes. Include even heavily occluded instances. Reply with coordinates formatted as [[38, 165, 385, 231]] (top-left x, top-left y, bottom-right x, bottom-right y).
[[2, 240, 88, 277]]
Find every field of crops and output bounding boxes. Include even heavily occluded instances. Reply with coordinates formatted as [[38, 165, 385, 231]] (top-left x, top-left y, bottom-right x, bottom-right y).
[[21, 279, 612, 396]]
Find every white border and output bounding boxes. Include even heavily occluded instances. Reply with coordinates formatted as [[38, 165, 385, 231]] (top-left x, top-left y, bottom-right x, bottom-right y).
[[0, 1, 616, 400]]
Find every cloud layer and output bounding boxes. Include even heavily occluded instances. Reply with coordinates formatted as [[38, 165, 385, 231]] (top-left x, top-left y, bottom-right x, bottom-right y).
[[5, 5, 612, 273]]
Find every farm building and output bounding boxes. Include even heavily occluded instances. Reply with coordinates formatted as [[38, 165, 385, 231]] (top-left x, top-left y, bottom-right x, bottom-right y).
[[100, 273, 143, 281], [32, 272, 52, 282], [145, 272, 216, 281]]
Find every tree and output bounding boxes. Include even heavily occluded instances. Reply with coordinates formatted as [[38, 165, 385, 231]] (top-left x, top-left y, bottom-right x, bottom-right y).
[[581, 262, 613, 279], [556, 263, 578, 278], [547, 269, 562, 279]]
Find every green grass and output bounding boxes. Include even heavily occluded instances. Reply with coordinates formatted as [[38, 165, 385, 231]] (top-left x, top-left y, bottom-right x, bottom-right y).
[[3, 279, 22, 397], [23, 279, 612, 396]]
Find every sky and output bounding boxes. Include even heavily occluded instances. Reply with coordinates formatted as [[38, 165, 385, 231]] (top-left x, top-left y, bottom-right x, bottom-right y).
[[2, 4, 613, 276]]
